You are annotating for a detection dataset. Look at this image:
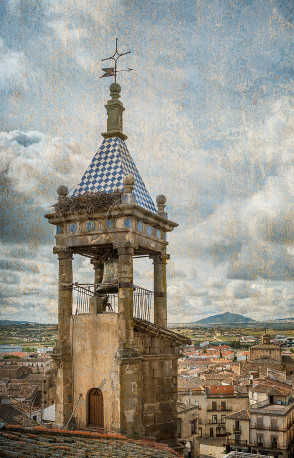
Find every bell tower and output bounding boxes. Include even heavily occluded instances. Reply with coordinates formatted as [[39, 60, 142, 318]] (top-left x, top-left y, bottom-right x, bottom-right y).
[[45, 83, 190, 445]]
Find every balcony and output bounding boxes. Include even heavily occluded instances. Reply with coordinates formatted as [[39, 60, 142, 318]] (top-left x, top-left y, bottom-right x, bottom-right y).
[[227, 438, 247, 446], [207, 406, 232, 412], [233, 427, 241, 434], [251, 442, 287, 451], [250, 423, 285, 432], [72, 283, 154, 322]]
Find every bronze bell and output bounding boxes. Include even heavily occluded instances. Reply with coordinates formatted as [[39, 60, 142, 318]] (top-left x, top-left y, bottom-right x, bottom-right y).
[[96, 257, 118, 294]]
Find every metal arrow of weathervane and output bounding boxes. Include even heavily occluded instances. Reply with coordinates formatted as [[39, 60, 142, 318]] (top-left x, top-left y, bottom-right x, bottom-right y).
[[101, 38, 132, 83]]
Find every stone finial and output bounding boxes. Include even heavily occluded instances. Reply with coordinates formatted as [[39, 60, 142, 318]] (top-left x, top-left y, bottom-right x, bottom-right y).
[[156, 194, 167, 218], [102, 83, 127, 141], [122, 174, 136, 204], [57, 185, 68, 197], [123, 174, 135, 193], [57, 185, 69, 204]]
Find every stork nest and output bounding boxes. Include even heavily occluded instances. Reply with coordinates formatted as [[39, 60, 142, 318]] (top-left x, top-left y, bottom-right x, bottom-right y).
[[53, 190, 123, 217]]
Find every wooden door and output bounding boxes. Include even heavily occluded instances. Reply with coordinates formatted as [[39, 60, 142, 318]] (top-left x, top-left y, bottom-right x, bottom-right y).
[[89, 388, 104, 427]]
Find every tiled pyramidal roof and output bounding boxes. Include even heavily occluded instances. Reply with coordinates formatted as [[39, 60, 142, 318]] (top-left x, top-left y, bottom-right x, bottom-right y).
[[73, 137, 157, 213]]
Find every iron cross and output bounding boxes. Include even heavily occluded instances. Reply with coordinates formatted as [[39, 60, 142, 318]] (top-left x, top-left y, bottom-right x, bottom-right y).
[[101, 38, 132, 83]]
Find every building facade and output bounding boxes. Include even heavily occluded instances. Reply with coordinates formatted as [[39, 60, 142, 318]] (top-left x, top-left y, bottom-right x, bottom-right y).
[[240, 332, 294, 377]]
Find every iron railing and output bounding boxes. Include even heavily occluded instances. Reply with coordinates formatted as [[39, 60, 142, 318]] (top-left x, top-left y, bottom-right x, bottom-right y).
[[227, 438, 247, 446], [72, 283, 154, 322]]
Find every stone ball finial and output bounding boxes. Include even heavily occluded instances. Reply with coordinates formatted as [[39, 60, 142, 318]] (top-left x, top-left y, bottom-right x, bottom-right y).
[[110, 82, 121, 94], [156, 194, 167, 218], [156, 195, 166, 205], [123, 174, 135, 195], [57, 185, 68, 197], [123, 174, 135, 186]]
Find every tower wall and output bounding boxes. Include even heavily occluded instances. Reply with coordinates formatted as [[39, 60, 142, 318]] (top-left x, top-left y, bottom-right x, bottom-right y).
[[71, 313, 121, 431], [134, 331, 180, 446]]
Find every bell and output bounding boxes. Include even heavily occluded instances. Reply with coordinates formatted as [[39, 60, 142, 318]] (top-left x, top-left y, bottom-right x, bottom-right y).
[[96, 257, 118, 294]]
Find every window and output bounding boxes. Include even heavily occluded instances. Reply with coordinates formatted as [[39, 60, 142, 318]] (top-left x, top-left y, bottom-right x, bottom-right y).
[[177, 418, 182, 438], [221, 415, 226, 424], [257, 434, 263, 446], [212, 401, 217, 411], [212, 415, 217, 424], [191, 419, 197, 435], [271, 417, 277, 429], [235, 434, 241, 444], [210, 427, 214, 437], [257, 417, 263, 427], [234, 420, 240, 431], [271, 436, 278, 449], [221, 401, 226, 411]]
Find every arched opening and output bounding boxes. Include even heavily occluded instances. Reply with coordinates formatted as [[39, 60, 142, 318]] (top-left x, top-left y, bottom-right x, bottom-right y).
[[88, 388, 104, 427]]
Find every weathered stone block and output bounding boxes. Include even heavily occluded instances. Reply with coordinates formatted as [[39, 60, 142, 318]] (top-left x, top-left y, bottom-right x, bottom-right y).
[[159, 421, 177, 432], [144, 403, 160, 414], [144, 393, 157, 403], [162, 385, 173, 394], [159, 402, 172, 413], [150, 346, 161, 355], [143, 414, 155, 426], [151, 360, 162, 370], [143, 369, 153, 379], [151, 337, 160, 347], [144, 337, 151, 347], [155, 412, 173, 423], [153, 368, 163, 378], [163, 360, 173, 377]]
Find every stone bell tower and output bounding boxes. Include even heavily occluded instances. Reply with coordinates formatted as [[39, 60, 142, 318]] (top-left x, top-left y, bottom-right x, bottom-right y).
[[45, 83, 190, 445]]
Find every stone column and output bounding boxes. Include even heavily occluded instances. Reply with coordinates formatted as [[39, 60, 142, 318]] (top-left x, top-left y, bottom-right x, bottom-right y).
[[153, 252, 168, 328], [52, 246, 73, 428], [115, 242, 144, 436], [90, 258, 104, 291], [116, 242, 135, 348]]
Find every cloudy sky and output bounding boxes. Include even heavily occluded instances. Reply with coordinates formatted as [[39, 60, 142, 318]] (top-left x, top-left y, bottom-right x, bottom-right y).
[[0, 0, 293, 323]]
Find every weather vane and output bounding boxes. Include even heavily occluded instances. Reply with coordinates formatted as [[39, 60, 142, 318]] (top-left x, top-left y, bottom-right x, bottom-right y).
[[101, 38, 132, 83]]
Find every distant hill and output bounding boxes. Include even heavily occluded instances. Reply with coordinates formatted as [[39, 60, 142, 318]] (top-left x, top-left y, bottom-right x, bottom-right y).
[[0, 320, 38, 326], [195, 312, 256, 325]]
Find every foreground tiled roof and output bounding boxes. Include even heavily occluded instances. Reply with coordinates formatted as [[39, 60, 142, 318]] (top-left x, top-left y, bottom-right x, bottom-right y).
[[226, 409, 250, 420], [0, 426, 181, 457]]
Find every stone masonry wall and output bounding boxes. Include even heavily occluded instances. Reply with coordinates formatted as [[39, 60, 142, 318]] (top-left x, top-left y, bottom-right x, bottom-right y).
[[134, 331, 180, 447]]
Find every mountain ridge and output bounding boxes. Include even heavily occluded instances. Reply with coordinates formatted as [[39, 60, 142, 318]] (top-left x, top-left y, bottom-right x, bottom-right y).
[[195, 312, 256, 325]]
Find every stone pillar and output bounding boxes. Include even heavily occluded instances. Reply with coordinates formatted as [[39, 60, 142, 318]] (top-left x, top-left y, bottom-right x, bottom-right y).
[[52, 246, 73, 428], [153, 252, 168, 328], [115, 242, 144, 437], [90, 258, 104, 291], [116, 242, 135, 348]]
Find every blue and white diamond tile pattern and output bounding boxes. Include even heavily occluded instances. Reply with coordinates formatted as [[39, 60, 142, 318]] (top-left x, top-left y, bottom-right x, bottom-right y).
[[73, 137, 157, 213]]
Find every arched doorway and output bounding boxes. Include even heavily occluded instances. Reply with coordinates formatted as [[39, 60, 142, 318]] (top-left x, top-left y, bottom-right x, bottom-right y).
[[88, 388, 104, 427]]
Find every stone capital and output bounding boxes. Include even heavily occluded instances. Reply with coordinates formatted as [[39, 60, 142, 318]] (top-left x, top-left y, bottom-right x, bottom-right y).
[[90, 258, 104, 269], [53, 246, 73, 260], [113, 241, 136, 255], [152, 252, 170, 264]]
